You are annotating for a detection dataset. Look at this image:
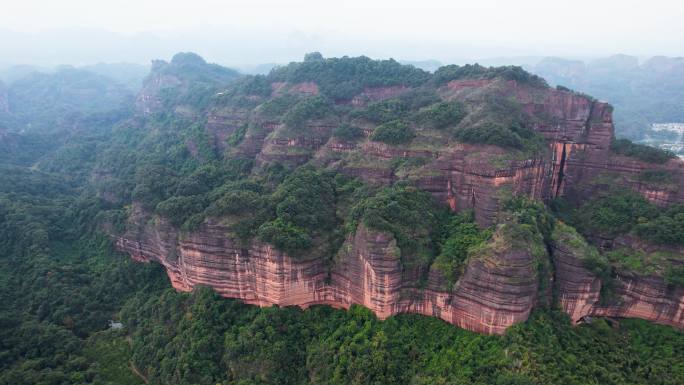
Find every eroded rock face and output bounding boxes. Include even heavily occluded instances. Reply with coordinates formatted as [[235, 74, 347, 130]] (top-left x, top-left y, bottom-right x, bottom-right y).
[[413, 145, 555, 225], [119, 77, 684, 334], [552, 234, 684, 329], [207, 79, 683, 225], [270, 81, 319, 97], [116, 211, 544, 335], [256, 120, 337, 167], [428, 84, 682, 223], [206, 108, 250, 150], [135, 61, 182, 115], [566, 153, 684, 207]]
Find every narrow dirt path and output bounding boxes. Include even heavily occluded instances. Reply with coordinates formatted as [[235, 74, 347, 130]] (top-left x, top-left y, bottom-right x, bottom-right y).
[[130, 361, 149, 385]]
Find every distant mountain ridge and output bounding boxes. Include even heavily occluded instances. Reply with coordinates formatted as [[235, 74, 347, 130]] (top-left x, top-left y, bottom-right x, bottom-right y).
[[527, 55, 684, 152]]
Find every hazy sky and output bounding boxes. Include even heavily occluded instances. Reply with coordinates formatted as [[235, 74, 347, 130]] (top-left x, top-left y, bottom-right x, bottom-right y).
[[2, 0, 683, 68]]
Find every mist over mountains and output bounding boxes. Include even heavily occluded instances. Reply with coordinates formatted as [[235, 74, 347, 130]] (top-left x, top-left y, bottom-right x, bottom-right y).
[[2, 50, 683, 150], [1, 46, 684, 383], [3, 1, 684, 383]]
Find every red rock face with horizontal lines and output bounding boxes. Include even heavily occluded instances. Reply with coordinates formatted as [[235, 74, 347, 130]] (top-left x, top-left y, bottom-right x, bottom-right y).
[[552, 235, 684, 329], [116, 211, 542, 334], [116, 202, 684, 334], [117, 79, 684, 334]]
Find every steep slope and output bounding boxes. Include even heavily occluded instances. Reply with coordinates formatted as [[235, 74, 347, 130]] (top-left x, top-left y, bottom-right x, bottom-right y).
[[109, 53, 684, 334], [2, 67, 134, 133], [552, 223, 684, 329], [135, 52, 240, 116], [530, 55, 684, 149], [115, 207, 547, 335]]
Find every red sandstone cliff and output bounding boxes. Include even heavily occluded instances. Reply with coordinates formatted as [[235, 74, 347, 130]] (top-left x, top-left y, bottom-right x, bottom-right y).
[[116, 205, 548, 335], [210, 79, 683, 226], [116, 76, 684, 334], [135, 60, 182, 115], [552, 225, 684, 329]]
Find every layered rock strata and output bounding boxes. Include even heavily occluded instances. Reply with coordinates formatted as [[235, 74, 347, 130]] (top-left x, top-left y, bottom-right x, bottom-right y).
[[119, 76, 684, 334], [203, 78, 684, 226], [117, 206, 684, 334], [117, 210, 543, 335], [552, 230, 684, 329]]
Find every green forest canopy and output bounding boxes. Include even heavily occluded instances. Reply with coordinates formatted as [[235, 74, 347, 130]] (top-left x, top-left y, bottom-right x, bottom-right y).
[[1, 53, 683, 385]]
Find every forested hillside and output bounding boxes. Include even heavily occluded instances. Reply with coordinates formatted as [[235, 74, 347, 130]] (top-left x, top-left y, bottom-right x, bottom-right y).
[[0, 53, 682, 385]]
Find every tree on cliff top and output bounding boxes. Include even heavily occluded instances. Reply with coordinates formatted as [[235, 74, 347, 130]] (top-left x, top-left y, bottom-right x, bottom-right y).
[[610, 138, 676, 164], [268, 54, 430, 100], [433, 63, 548, 87]]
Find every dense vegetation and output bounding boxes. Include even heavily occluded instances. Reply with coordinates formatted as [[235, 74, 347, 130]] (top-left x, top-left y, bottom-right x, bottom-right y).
[[553, 189, 684, 284], [332, 123, 363, 141], [369, 119, 415, 144], [0, 163, 166, 384], [1, 53, 683, 385], [268, 53, 430, 100], [1, 68, 134, 133], [453, 121, 545, 154], [432, 210, 492, 286], [352, 98, 411, 124], [4, 167, 680, 385], [0, 131, 57, 166], [433, 63, 548, 88], [610, 138, 676, 163], [413, 100, 467, 129], [634, 205, 684, 245], [349, 94, 466, 131], [282, 96, 334, 128], [255, 168, 351, 255], [117, 287, 684, 385], [563, 188, 684, 245], [153, 53, 240, 110], [348, 184, 448, 279]]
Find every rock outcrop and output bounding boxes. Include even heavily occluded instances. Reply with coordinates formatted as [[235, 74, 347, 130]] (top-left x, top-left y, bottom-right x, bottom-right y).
[[116, 208, 546, 334], [135, 60, 182, 114], [117, 66, 684, 334], [552, 225, 684, 329], [331, 80, 681, 225], [135, 53, 239, 115]]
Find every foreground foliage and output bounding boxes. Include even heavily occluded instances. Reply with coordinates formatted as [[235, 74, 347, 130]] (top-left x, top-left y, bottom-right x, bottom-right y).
[[566, 188, 684, 245], [2, 53, 684, 385], [2, 162, 683, 385], [119, 288, 684, 385]]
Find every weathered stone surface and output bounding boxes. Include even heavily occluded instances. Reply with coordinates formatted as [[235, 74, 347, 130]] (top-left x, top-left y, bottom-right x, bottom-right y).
[[270, 81, 319, 97], [119, 78, 684, 334], [206, 109, 250, 150], [116, 210, 545, 335], [413, 144, 555, 225], [552, 233, 684, 330], [135, 61, 182, 114]]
